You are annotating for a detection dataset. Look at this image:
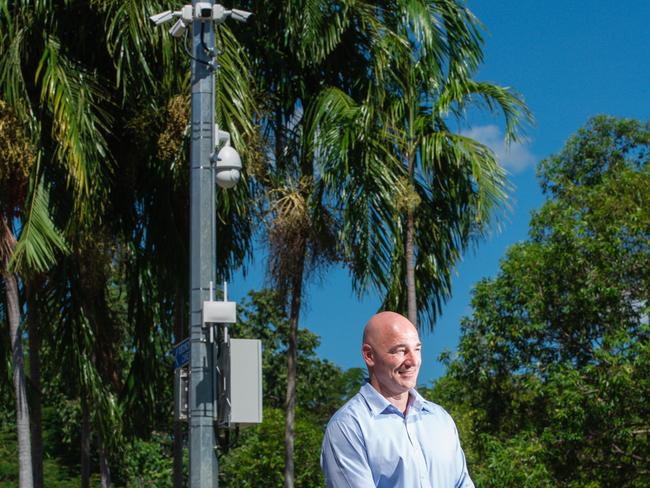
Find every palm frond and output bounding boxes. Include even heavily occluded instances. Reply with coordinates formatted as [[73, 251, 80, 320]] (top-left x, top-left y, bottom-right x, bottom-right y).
[[36, 36, 112, 201], [0, 23, 31, 113], [438, 78, 533, 142], [215, 24, 257, 149], [295, 0, 353, 65], [397, 0, 445, 63], [103, 0, 185, 95], [419, 129, 509, 219], [9, 179, 69, 273]]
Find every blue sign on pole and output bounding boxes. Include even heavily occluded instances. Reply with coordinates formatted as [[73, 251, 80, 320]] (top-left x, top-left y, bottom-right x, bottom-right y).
[[173, 339, 190, 369]]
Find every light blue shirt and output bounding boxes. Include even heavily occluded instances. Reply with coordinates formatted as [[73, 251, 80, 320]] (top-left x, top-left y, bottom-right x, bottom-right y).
[[321, 382, 474, 488]]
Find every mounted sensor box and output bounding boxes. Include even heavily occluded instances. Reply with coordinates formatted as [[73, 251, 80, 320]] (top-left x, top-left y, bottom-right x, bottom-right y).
[[203, 300, 236, 324], [217, 338, 262, 427]]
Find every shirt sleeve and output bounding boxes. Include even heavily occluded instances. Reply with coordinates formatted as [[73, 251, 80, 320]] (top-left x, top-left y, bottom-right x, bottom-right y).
[[320, 417, 377, 488], [451, 420, 474, 488]]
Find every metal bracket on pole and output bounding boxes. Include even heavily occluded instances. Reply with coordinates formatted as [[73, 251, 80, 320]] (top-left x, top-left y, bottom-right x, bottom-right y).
[[174, 366, 190, 421]]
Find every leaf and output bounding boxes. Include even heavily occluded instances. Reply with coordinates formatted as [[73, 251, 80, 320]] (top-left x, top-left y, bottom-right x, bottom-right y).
[[9, 180, 69, 273]]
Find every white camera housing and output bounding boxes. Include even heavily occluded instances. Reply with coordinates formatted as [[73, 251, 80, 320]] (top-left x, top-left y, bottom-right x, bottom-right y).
[[150, 10, 174, 26], [150, 4, 253, 31], [180, 5, 193, 22], [230, 9, 253, 22], [195, 2, 213, 19], [169, 18, 188, 38], [215, 145, 242, 189]]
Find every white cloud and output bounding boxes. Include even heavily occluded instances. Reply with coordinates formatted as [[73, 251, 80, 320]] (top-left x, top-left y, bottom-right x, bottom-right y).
[[460, 125, 535, 173]]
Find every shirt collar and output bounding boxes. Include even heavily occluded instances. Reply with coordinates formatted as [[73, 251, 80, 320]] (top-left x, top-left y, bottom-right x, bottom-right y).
[[360, 381, 433, 416], [408, 388, 434, 413]]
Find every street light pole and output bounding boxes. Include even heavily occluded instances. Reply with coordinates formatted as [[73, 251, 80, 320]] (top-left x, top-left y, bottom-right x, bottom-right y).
[[150, 4, 253, 487], [188, 1, 218, 486]]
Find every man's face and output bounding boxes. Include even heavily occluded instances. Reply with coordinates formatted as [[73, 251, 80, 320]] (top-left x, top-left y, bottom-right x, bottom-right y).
[[363, 319, 422, 398]]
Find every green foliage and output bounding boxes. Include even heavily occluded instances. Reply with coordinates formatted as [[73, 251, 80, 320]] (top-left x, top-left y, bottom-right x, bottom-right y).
[[0, 99, 34, 215], [538, 115, 650, 195], [0, 428, 19, 486], [10, 181, 69, 273], [237, 289, 365, 421], [474, 433, 554, 488], [301, 1, 531, 328], [220, 408, 325, 488], [0, 288, 359, 485], [433, 116, 650, 487], [121, 433, 176, 488], [0, 426, 82, 488]]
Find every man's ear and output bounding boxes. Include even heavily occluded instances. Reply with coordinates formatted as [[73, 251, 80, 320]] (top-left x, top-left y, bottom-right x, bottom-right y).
[[362, 343, 374, 367]]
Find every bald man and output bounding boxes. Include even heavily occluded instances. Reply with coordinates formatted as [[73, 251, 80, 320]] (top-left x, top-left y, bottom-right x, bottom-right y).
[[320, 312, 474, 488]]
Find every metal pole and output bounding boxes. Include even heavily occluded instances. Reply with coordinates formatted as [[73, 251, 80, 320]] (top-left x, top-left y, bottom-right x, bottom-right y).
[[189, 1, 218, 486]]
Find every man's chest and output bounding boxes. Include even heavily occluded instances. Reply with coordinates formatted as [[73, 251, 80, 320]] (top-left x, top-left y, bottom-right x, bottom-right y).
[[361, 414, 458, 487]]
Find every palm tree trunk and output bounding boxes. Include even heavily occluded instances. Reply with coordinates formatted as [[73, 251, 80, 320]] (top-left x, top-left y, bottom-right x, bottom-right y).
[[406, 153, 417, 327], [405, 209, 417, 326], [27, 285, 44, 488], [99, 436, 111, 488], [4, 270, 34, 488], [80, 397, 91, 488], [284, 253, 305, 488]]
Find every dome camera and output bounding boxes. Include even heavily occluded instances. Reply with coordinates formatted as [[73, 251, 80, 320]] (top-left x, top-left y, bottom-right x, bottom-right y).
[[214, 145, 242, 189]]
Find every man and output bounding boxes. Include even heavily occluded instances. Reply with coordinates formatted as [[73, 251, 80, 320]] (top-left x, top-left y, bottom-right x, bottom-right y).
[[320, 311, 474, 487]]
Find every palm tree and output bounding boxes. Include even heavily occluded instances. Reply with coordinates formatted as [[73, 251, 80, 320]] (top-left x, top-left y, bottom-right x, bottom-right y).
[[375, 0, 531, 327], [233, 1, 415, 485], [3, 2, 258, 487], [378, 75, 529, 329], [0, 130, 34, 487], [1, 2, 119, 485], [308, 0, 531, 330], [0, 101, 68, 488]]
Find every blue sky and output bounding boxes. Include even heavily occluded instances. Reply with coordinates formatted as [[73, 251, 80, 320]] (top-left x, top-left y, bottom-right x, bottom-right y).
[[231, 1, 650, 386]]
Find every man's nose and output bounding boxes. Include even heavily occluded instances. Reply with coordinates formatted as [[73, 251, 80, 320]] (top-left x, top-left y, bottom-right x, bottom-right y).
[[404, 350, 419, 366]]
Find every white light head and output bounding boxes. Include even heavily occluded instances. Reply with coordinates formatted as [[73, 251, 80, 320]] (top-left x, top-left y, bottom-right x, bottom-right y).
[[229, 8, 253, 22], [169, 18, 188, 38], [150, 10, 174, 26], [214, 145, 242, 189]]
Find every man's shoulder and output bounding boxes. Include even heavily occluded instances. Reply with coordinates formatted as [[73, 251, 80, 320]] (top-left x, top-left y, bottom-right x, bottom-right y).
[[327, 391, 370, 426], [330, 392, 368, 422], [414, 393, 459, 429], [418, 395, 449, 415]]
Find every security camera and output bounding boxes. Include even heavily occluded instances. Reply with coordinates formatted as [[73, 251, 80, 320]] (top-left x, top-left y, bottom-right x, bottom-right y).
[[150, 10, 174, 26], [212, 4, 227, 23], [229, 9, 252, 22], [151, 4, 253, 37], [214, 145, 242, 189], [169, 18, 188, 38], [196, 2, 213, 19]]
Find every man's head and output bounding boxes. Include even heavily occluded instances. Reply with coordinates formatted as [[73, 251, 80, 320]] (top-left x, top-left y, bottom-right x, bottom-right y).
[[362, 311, 421, 399]]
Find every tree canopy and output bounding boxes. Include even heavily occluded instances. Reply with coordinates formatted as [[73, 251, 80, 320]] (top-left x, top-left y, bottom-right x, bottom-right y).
[[429, 116, 650, 487]]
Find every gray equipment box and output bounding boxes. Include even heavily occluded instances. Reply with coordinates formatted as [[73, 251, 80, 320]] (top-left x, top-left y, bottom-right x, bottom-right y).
[[217, 338, 263, 427]]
